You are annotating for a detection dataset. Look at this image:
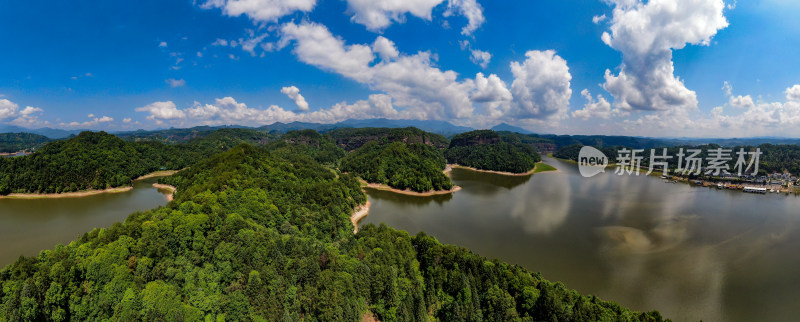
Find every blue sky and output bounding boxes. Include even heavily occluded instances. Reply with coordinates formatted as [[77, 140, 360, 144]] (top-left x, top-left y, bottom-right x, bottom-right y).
[[1, 0, 799, 137]]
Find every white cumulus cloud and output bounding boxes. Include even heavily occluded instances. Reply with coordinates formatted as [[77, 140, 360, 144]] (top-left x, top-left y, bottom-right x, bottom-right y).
[[470, 49, 491, 68], [592, 14, 607, 24], [572, 89, 616, 120], [135, 94, 407, 127], [444, 0, 485, 35], [61, 115, 114, 128], [135, 101, 187, 120], [786, 84, 800, 102], [0, 99, 19, 119], [280, 21, 475, 120], [201, 0, 317, 22], [729, 95, 754, 109], [372, 36, 399, 61], [344, 0, 484, 34], [20, 106, 42, 116], [471, 72, 511, 119], [281, 86, 310, 111], [345, 0, 445, 31], [601, 0, 729, 112], [509, 50, 573, 120], [0, 99, 48, 127]]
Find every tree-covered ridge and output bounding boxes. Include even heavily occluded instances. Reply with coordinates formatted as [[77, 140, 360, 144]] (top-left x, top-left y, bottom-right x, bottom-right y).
[[341, 141, 454, 193], [0, 144, 665, 321], [265, 129, 345, 165], [0, 132, 178, 195], [0, 129, 287, 195], [327, 127, 449, 150], [118, 126, 278, 145], [449, 129, 503, 147], [445, 130, 542, 174], [0, 133, 50, 154]]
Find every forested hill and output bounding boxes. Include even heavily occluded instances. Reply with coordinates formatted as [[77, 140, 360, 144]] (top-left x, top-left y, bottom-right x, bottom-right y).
[[341, 141, 454, 192], [264, 129, 345, 165], [0, 131, 181, 194], [0, 144, 664, 321], [0, 129, 287, 195], [445, 130, 542, 173], [0, 133, 50, 153], [119, 127, 278, 145], [327, 127, 448, 150]]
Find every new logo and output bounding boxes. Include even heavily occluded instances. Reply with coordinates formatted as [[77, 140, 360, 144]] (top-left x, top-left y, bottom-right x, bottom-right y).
[[578, 146, 608, 178]]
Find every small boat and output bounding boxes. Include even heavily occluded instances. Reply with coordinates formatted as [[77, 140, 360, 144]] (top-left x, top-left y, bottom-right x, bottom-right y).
[[743, 187, 767, 194]]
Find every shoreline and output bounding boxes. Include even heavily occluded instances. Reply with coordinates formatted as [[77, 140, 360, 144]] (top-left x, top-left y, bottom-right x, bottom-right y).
[[448, 163, 557, 176], [0, 170, 179, 200], [351, 200, 371, 234], [364, 182, 462, 196], [1, 186, 133, 199], [133, 170, 179, 181], [152, 183, 177, 201], [552, 156, 798, 194], [0, 151, 32, 157]]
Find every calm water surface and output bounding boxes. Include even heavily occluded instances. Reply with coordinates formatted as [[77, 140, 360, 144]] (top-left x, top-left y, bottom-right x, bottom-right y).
[[362, 157, 800, 322], [0, 178, 169, 267]]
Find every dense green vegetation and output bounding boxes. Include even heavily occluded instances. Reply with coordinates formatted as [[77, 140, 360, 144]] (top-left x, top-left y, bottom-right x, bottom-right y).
[[0, 143, 664, 321], [0, 132, 179, 194], [327, 127, 448, 150], [445, 130, 541, 174], [0, 129, 283, 195], [341, 141, 453, 192], [265, 129, 345, 165], [118, 126, 278, 145], [535, 134, 672, 150], [0, 133, 50, 153]]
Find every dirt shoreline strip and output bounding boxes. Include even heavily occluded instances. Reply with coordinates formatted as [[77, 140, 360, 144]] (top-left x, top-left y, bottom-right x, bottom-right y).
[[152, 183, 177, 201], [351, 201, 371, 234], [0, 170, 179, 199], [133, 170, 179, 181], [1, 186, 134, 199], [448, 164, 537, 176], [364, 183, 462, 196]]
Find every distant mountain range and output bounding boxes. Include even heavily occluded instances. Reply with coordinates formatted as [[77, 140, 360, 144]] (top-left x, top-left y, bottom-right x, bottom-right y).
[[0, 125, 87, 139], [7, 119, 800, 147], [490, 123, 533, 134]]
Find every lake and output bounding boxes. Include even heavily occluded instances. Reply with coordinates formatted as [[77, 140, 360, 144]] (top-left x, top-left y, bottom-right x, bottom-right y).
[[361, 157, 800, 322], [0, 177, 170, 267]]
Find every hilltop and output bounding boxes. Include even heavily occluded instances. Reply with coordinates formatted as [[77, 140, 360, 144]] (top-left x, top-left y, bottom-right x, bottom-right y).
[[445, 130, 542, 174]]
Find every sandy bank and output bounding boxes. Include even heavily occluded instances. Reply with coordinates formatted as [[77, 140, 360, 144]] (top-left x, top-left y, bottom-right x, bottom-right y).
[[133, 170, 179, 181], [364, 183, 462, 196], [448, 164, 548, 176], [351, 201, 371, 234], [1, 186, 133, 199], [443, 164, 454, 176], [0, 170, 181, 200], [152, 184, 177, 201]]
